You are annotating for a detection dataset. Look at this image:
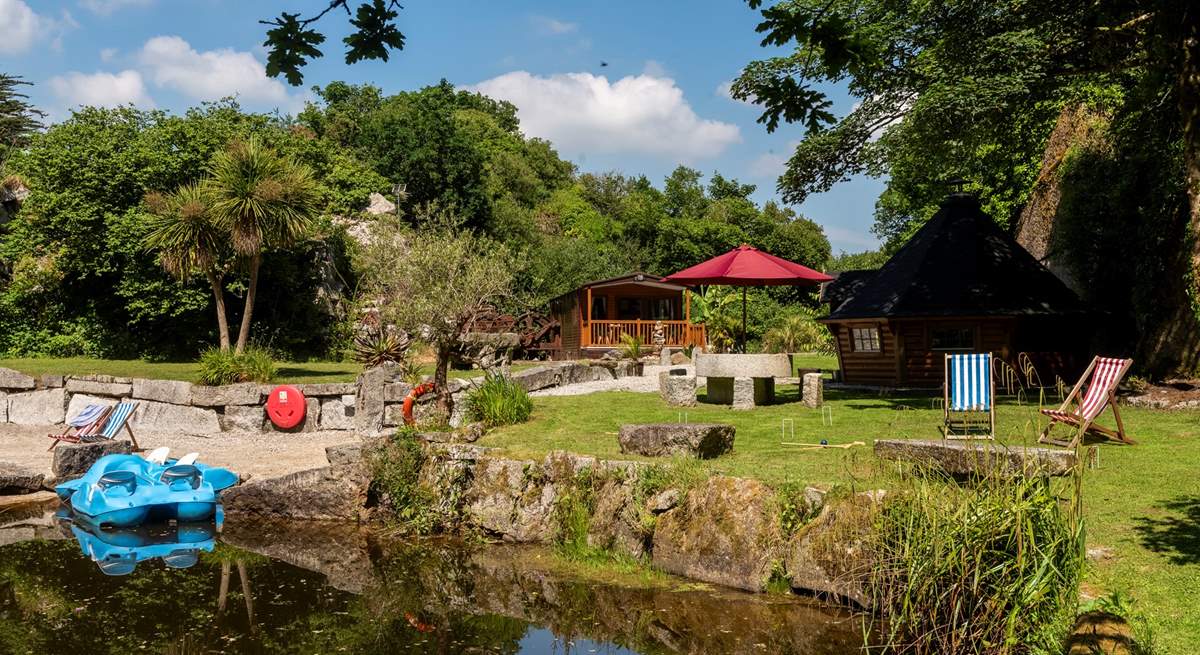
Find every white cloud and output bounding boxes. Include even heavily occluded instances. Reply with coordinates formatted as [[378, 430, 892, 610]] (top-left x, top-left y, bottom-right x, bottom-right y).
[[79, 0, 153, 15], [531, 15, 577, 35], [0, 0, 74, 54], [48, 70, 155, 109], [716, 78, 757, 105], [748, 141, 800, 178], [471, 71, 740, 160], [99, 47, 118, 62], [642, 60, 668, 78], [137, 35, 293, 105]]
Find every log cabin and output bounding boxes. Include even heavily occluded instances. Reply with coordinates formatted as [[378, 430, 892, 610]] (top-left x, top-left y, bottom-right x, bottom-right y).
[[547, 273, 706, 359], [820, 192, 1089, 387]]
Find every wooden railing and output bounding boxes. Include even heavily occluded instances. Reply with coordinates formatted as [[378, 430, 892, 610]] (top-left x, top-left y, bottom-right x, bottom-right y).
[[585, 320, 705, 348]]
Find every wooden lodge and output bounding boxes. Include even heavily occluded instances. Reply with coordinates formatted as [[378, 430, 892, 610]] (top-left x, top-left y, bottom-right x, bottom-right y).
[[820, 192, 1089, 387], [547, 273, 706, 358]]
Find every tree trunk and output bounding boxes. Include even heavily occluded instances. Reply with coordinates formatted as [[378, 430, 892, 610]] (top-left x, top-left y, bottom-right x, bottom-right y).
[[435, 343, 453, 420], [235, 254, 261, 355], [207, 271, 231, 352]]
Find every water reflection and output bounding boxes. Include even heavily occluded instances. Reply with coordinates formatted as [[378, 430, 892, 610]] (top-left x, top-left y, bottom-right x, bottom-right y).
[[56, 507, 218, 576], [0, 512, 864, 654]]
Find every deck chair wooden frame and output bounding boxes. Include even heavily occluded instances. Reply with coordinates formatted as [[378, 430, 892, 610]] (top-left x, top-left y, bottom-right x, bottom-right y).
[[942, 352, 995, 440], [47, 404, 114, 451], [1039, 356, 1134, 449]]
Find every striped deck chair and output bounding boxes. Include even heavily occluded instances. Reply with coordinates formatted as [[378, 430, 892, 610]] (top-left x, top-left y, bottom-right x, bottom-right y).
[[942, 353, 995, 440], [82, 401, 140, 451], [1039, 356, 1134, 448], [47, 404, 114, 451]]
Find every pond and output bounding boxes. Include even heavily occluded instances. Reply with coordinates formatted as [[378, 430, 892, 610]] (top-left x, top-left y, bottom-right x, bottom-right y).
[[0, 505, 866, 655]]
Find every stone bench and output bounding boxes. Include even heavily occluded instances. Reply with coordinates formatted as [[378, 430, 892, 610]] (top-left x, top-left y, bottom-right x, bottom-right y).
[[618, 423, 735, 459]]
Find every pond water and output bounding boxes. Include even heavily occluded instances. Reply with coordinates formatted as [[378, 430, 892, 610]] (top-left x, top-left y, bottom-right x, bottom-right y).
[[0, 506, 865, 655]]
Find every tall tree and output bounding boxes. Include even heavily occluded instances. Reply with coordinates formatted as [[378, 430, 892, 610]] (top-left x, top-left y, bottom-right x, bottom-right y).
[[734, 0, 1200, 375], [0, 74, 44, 171], [206, 138, 319, 354], [142, 184, 233, 350], [262, 0, 405, 86]]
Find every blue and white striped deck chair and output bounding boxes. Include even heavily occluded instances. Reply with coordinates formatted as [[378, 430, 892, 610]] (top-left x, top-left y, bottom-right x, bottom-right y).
[[942, 353, 995, 440], [81, 400, 140, 450]]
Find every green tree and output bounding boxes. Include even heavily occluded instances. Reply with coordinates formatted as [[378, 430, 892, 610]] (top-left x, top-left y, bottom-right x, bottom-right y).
[[142, 184, 234, 350], [262, 1, 405, 86], [0, 74, 44, 171], [360, 217, 513, 416], [205, 138, 320, 354]]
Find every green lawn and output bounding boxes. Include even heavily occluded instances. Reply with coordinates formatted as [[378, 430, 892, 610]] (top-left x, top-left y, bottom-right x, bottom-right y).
[[0, 358, 538, 385], [479, 387, 1200, 654]]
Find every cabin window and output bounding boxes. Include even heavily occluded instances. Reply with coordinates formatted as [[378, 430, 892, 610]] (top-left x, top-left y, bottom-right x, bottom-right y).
[[930, 327, 974, 351], [851, 327, 881, 353], [650, 298, 675, 320], [590, 296, 607, 320], [617, 298, 642, 320]]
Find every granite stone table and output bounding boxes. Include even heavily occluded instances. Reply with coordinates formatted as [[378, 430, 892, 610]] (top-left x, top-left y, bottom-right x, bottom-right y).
[[694, 353, 792, 409]]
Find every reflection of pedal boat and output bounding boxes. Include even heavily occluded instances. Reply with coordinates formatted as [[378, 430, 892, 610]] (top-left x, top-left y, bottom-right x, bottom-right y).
[[56, 452, 237, 528], [58, 508, 219, 576]]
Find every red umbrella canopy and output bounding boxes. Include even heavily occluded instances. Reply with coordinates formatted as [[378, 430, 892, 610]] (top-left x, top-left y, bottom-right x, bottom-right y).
[[663, 244, 833, 286]]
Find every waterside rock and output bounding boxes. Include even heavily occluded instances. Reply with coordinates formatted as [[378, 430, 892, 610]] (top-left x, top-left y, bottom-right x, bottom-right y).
[[222, 464, 370, 522], [52, 440, 132, 480], [0, 462, 45, 494]]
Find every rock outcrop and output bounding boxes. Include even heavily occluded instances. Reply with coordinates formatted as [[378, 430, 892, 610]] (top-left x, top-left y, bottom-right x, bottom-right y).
[[874, 438, 1077, 477], [0, 462, 45, 494], [618, 423, 734, 458]]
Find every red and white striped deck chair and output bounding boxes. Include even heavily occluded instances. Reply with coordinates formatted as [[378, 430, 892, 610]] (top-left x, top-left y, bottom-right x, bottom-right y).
[[46, 404, 114, 451], [1038, 356, 1134, 448]]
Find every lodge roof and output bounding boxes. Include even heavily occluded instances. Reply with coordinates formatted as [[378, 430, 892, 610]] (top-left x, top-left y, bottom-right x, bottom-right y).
[[549, 272, 689, 304], [824, 193, 1086, 320]]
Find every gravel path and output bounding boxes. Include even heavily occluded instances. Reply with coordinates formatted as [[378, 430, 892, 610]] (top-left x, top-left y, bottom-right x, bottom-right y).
[[0, 424, 357, 482], [531, 365, 696, 397]]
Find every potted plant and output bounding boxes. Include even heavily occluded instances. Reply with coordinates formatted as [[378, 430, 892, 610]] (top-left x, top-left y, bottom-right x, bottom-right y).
[[620, 333, 646, 376]]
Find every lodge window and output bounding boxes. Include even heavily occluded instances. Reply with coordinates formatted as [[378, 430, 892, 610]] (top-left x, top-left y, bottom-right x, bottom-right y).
[[650, 298, 675, 320], [930, 327, 975, 351], [617, 298, 642, 320], [590, 296, 607, 320], [851, 327, 881, 353]]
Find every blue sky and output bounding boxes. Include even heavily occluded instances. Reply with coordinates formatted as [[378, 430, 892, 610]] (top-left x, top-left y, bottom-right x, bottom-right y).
[[0, 0, 884, 253]]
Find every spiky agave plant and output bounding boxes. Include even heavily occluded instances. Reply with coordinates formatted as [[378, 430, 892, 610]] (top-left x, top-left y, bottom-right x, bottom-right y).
[[353, 324, 414, 369]]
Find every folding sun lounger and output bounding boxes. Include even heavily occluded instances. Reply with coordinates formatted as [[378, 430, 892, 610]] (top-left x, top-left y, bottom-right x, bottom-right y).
[[47, 404, 114, 451], [1039, 356, 1134, 449], [942, 352, 995, 440], [47, 401, 140, 451]]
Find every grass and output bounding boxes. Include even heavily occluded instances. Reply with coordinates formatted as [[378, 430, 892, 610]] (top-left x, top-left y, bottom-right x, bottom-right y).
[[0, 357, 539, 384], [479, 386, 1200, 654]]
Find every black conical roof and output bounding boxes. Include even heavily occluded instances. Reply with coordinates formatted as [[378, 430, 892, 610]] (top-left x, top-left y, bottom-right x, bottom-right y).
[[825, 193, 1085, 320]]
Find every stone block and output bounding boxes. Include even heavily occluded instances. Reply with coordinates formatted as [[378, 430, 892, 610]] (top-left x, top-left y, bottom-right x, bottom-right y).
[[222, 465, 369, 522], [786, 495, 878, 607], [355, 363, 401, 434], [132, 400, 221, 434], [512, 365, 562, 392], [732, 377, 757, 409], [222, 405, 264, 432], [66, 393, 118, 421], [652, 476, 785, 592], [383, 382, 412, 402], [65, 376, 132, 397], [132, 378, 193, 405], [694, 353, 792, 378], [464, 457, 555, 542], [40, 374, 65, 388], [618, 423, 734, 459], [658, 373, 696, 407], [52, 440, 132, 480], [190, 382, 261, 407], [802, 373, 824, 409], [295, 383, 358, 397], [0, 462, 45, 494], [587, 478, 647, 559], [325, 442, 363, 467], [320, 397, 355, 430], [0, 392, 6, 423], [0, 367, 35, 391], [7, 388, 67, 425], [874, 439, 1077, 477]]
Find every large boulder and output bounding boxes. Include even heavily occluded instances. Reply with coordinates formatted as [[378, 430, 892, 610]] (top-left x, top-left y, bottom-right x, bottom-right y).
[[618, 423, 734, 459], [0, 367, 35, 391], [0, 392, 6, 422], [464, 456, 557, 542], [52, 440, 133, 480], [874, 439, 1077, 477], [512, 365, 562, 392], [785, 494, 880, 608], [222, 464, 369, 521], [190, 383, 262, 407], [132, 401, 221, 434], [652, 476, 785, 592], [132, 378, 193, 405], [0, 462, 45, 494], [8, 388, 67, 425], [64, 375, 132, 397], [586, 477, 648, 559]]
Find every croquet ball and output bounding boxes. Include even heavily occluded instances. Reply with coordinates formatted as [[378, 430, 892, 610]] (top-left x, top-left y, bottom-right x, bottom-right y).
[[266, 384, 306, 430], [820, 439, 828, 446]]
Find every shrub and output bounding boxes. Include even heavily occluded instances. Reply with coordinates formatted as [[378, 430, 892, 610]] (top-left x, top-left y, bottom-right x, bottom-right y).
[[352, 324, 413, 368], [197, 346, 277, 385], [868, 473, 1085, 654], [762, 310, 834, 354], [619, 332, 644, 360], [366, 428, 437, 534], [464, 372, 533, 427]]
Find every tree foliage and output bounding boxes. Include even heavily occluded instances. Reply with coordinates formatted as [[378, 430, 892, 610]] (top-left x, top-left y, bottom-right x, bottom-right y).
[[262, 0, 405, 86], [0, 74, 44, 170]]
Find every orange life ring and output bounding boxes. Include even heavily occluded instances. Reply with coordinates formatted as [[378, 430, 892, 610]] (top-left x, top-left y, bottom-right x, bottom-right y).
[[402, 382, 436, 426]]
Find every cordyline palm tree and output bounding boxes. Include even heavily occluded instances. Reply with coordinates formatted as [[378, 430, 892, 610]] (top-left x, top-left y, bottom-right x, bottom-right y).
[[143, 183, 234, 350], [206, 138, 319, 354]]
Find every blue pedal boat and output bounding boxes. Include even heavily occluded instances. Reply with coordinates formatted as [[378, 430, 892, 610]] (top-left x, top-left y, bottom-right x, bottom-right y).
[[56, 506, 220, 576], [56, 453, 237, 529]]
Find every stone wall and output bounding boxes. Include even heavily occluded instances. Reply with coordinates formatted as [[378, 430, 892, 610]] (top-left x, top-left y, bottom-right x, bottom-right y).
[[0, 360, 641, 435]]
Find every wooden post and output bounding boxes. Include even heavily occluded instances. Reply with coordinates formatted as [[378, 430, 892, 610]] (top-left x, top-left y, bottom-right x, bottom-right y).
[[684, 290, 691, 346], [583, 287, 592, 347]]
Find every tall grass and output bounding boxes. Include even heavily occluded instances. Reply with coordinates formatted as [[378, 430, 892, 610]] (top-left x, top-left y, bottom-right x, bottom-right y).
[[867, 472, 1085, 654], [464, 372, 533, 427], [197, 345, 276, 385]]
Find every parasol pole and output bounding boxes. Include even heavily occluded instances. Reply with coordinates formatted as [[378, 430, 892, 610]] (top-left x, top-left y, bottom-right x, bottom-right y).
[[741, 287, 747, 352]]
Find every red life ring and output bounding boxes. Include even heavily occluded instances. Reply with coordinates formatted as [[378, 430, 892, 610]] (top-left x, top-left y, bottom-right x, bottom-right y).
[[266, 384, 307, 429], [402, 383, 436, 426]]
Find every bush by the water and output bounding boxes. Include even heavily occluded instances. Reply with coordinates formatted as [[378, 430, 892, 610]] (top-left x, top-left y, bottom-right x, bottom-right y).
[[197, 346, 277, 385], [868, 473, 1085, 654], [366, 428, 437, 534], [465, 372, 533, 427]]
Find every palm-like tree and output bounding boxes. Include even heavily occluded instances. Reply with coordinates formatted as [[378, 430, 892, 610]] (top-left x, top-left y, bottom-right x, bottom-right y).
[[143, 183, 234, 350], [206, 139, 319, 354]]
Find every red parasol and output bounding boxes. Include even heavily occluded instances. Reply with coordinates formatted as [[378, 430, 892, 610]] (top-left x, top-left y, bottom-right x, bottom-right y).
[[664, 244, 833, 347]]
